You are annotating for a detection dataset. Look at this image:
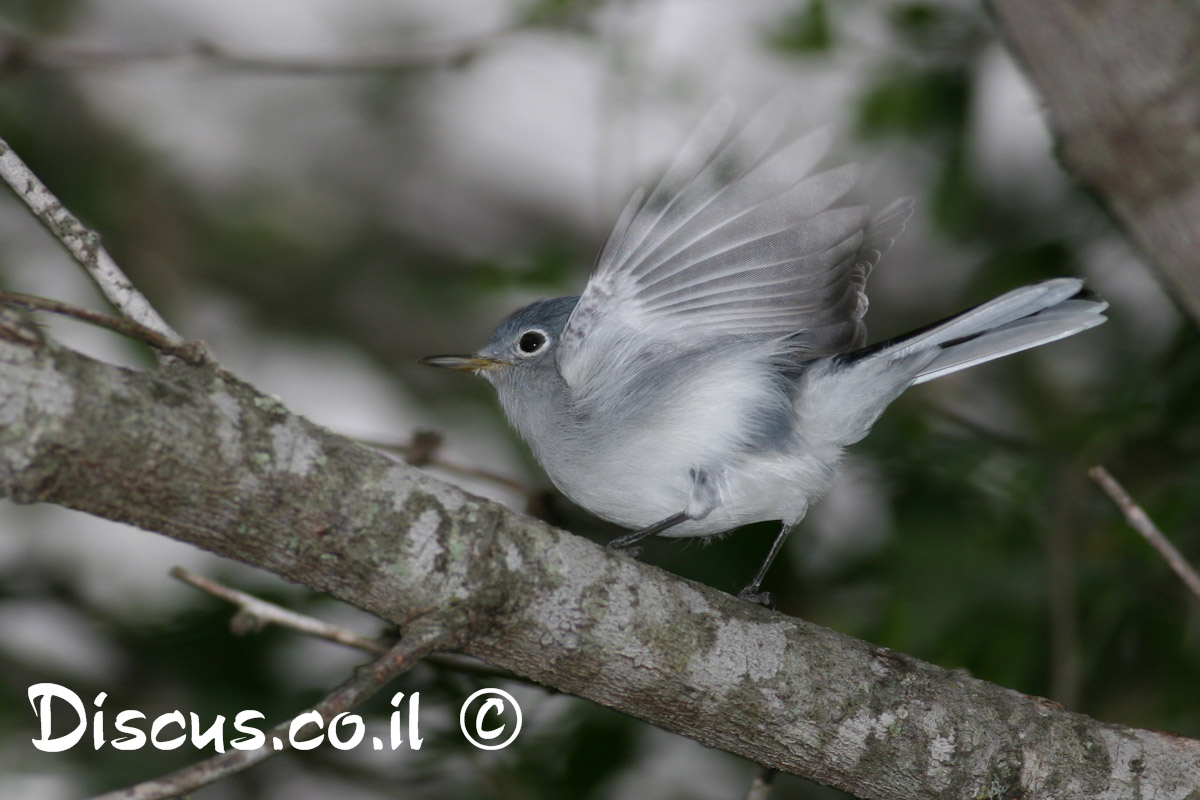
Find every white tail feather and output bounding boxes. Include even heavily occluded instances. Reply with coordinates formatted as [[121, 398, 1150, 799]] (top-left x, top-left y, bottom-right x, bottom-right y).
[[895, 279, 1108, 384]]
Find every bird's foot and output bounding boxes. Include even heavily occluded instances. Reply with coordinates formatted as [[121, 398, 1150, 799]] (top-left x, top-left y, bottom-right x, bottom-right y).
[[607, 540, 643, 558], [736, 587, 773, 607], [607, 512, 689, 555]]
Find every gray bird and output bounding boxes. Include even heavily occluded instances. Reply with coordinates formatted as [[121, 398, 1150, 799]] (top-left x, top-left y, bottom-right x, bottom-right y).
[[421, 107, 1107, 603]]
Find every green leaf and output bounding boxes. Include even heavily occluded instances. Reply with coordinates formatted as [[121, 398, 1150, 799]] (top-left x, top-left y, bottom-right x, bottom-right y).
[[769, 0, 835, 56], [521, 0, 606, 28], [929, 137, 985, 239], [856, 66, 969, 139], [888, 2, 949, 47]]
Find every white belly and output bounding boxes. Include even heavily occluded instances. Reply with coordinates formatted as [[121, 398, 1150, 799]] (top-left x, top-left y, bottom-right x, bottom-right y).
[[545, 427, 842, 538], [501, 340, 845, 538]]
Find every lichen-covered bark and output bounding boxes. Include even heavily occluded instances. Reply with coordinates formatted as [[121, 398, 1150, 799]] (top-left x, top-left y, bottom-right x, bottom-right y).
[[1, 306, 1198, 800], [991, 0, 1200, 327]]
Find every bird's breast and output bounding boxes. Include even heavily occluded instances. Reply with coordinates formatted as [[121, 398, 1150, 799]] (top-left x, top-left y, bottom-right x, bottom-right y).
[[523, 350, 825, 534]]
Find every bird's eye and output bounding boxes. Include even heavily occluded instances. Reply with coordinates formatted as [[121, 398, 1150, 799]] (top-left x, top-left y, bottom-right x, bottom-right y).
[[518, 330, 547, 354]]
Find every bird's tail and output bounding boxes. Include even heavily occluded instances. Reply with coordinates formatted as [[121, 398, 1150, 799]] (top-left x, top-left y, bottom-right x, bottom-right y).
[[802, 278, 1106, 448], [845, 278, 1108, 384]]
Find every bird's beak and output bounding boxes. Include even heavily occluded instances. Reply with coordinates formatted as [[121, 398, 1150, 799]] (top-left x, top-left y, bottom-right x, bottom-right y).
[[419, 354, 510, 373]]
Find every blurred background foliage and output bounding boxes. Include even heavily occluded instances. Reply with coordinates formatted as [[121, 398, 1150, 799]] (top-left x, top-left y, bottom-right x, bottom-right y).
[[0, 0, 1197, 798]]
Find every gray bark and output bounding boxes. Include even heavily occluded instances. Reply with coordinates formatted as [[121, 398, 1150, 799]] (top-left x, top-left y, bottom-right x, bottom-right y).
[[2, 307, 1198, 798], [991, 0, 1200, 326]]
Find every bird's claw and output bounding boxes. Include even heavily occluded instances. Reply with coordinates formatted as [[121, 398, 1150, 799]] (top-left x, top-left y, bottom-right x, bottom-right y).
[[608, 541, 643, 558], [737, 588, 772, 607]]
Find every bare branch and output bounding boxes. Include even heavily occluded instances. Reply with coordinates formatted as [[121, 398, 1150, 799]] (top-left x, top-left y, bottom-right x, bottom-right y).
[[0, 136, 185, 348], [0, 290, 210, 364], [171, 566, 525, 684], [170, 566, 389, 655], [362, 430, 535, 497], [1088, 465, 1200, 605], [743, 766, 776, 800], [0, 21, 496, 76], [86, 612, 457, 800]]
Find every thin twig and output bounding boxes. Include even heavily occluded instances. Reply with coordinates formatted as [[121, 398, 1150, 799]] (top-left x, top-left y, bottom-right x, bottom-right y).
[[0, 21, 497, 75], [170, 566, 388, 654], [744, 765, 776, 800], [87, 616, 456, 800], [0, 136, 185, 349], [0, 290, 211, 364], [1088, 465, 1200, 606], [171, 566, 524, 683], [362, 430, 534, 497]]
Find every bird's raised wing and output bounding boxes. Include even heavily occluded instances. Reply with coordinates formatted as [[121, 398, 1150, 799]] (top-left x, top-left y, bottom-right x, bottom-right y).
[[557, 104, 910, 393]]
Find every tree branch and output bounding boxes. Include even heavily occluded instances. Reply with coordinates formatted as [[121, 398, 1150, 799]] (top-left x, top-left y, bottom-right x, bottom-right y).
[[87, 612, 457, 800], [171, 566, 524, 683], [2, 306, 1197, 799], [744, 766, 776, 800], [0, 135, 189, 351], [0, 290, 209, 364], [362, 430, 535, 497], [990, 0, 1200, 327], [170, 566, 390, 654], [0, 21, 495, 76], [1088, 466, 1200, 606]]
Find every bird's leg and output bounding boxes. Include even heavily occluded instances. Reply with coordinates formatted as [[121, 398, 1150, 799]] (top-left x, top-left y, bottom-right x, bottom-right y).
[[737, 521, 795, 606], [607, 511, 690, 557]]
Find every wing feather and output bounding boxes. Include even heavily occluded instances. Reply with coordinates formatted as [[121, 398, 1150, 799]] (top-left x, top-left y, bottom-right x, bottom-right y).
[[622, 130, 839, 281], [559, 109, 909, 395]]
